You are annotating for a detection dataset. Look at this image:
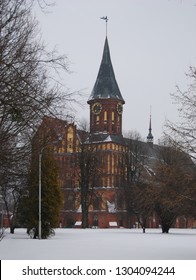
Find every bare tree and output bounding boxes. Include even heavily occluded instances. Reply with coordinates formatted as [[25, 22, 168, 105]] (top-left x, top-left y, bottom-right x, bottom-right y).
[[1, 143, 29, 233], [77, 143, 100, 228], [122, 131, 153, 232], [152, 137, 195, 233], [0, 0, 76, 231], [0, 0, 71, 138], [167, 67, 196, 160]]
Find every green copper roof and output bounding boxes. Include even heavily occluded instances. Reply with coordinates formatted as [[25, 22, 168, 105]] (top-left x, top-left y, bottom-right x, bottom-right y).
[[88, 37, 124, 103]]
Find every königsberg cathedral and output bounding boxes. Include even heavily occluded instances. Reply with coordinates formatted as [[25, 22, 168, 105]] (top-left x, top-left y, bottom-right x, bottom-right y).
[[36, 35, 157, 228], [36, 35, 195, 229]]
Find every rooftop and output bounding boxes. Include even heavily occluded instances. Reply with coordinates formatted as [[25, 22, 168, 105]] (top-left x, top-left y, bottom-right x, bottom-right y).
[[88, 37, 124, 103]]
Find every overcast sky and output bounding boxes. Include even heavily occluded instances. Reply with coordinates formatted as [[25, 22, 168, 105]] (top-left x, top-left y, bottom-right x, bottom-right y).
[[35, 0, 196, 143]]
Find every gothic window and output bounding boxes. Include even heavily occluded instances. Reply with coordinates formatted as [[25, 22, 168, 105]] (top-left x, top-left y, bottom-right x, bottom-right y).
[[107, 177, 110, 186], [96, 115, 100, 124], [104, 111, 107, 121], [107, 154, 110, 173], [67, 126, 74, 152], [112, 155, 114, 173], [112, 111, 115, 121], [64, 193, 75, 210]]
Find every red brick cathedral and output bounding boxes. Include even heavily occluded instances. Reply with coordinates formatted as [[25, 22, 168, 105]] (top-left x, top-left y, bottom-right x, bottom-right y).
[[37, 36, 133, 228], [36, 36, 196, 229]]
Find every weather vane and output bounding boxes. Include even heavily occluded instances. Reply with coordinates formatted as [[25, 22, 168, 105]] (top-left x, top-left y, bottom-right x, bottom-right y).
[[100, 16, 108, 36]]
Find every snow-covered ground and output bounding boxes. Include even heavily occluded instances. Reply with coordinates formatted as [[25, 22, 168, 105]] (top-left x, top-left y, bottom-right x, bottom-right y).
[[0, 228, 196, 260]]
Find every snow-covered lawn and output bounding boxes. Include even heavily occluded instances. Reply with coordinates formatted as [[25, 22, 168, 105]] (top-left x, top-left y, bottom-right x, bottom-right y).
[[0, 228, 196, 260]]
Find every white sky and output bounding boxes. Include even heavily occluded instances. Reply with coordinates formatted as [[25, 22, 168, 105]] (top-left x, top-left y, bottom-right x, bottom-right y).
[[35, 0, 196, 143]]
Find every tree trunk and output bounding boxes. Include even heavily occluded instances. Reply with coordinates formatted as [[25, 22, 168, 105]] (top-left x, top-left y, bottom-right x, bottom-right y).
[[10, 226, 15, 234], [161, 222, 172, 233], [155, 206, 175, 234], [81, 201, 89, 228], [162, 225, 170, 233]]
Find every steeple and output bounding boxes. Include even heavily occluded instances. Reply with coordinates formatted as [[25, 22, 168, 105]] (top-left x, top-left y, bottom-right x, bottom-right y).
[[88, 36, 124, 136], [88, 37, 124, 103], [147, 114, 154, 146]]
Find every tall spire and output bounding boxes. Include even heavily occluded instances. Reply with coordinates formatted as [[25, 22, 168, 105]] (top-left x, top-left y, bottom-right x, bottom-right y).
[[147, 110, 154, 145], [88, 37, 124, 103]]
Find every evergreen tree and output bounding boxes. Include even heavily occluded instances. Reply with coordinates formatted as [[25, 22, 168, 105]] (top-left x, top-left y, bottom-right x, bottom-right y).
[[26, 146, 63, 239]]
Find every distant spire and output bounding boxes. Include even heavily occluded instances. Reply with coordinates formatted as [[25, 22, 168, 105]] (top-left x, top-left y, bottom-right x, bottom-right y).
[[100, 16, 108, 37], [147, 108, 154, 145]]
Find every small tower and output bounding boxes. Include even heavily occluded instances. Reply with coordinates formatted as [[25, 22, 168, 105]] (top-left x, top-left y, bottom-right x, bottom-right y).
[[147, 114, 154, 146]]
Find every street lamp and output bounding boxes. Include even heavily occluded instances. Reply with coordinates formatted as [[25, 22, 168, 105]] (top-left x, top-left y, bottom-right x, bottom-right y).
[[0, 195, 4, 236], [38, 147, 44, 240]]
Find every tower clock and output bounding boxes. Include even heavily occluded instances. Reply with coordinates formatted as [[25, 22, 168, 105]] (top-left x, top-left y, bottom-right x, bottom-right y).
[[117, 103, 123, 114], [92, 102, 102, 115]]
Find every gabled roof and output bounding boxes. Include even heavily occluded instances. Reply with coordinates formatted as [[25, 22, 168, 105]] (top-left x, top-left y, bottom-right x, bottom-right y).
[[88, 37, 124, 103]]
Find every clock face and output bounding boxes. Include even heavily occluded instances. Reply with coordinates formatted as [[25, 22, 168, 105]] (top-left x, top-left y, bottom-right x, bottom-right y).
[[92, 102, 102, 115], [117, 103, 123, 114]]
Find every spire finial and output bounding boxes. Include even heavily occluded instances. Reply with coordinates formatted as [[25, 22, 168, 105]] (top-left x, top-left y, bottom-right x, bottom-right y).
[[149, 105, 152, 130], [100, 16, 108, 37]]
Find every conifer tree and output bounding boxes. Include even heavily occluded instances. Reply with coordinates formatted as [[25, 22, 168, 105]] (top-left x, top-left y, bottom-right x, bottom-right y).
[[26, 146, 63, 239]]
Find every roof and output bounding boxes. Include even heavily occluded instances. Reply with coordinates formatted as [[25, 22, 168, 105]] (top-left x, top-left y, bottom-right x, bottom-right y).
[[88, 37, 124, 103], [85, 132, 125, 145]]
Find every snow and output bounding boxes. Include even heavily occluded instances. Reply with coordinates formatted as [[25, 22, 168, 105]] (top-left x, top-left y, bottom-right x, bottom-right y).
[[0, 228, 196, 260], [74, 221, 82, 226], [105, 135, 112, 142], [109, 222, 118, 227], [107, 200, 116, 213]]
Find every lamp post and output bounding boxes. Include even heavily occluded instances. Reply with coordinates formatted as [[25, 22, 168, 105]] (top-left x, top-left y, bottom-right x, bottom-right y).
[[38, 147, 44, 240], [0, 195, 4, 235]]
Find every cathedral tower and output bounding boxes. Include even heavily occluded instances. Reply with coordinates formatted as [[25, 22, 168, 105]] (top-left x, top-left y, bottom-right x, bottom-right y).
[[86, 36, 126, 228], [87, 37, 125, 135]]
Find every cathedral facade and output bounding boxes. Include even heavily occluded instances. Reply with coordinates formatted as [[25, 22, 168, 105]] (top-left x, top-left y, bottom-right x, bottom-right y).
[[37, 36, 134, 228], [36, 36, 196, 229]]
